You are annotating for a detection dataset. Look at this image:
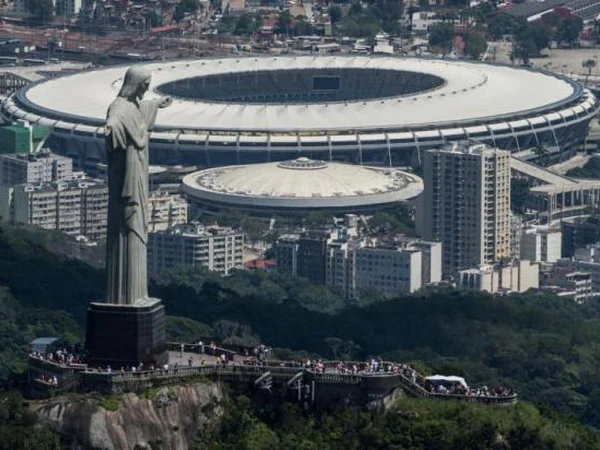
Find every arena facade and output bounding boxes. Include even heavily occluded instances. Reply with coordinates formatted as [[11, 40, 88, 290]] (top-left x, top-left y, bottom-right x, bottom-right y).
[[1, 56, 598, 168]]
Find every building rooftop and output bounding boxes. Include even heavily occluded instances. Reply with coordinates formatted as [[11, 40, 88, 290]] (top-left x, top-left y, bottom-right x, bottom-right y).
[[182, 158, 423, 211], [156, 222, 241, 238], [10, 56, 581, 133], [17, 178, 105, 192]]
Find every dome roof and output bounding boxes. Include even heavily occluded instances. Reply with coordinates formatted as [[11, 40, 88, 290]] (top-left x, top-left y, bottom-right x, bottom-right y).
[[182, 159, 423, 212]]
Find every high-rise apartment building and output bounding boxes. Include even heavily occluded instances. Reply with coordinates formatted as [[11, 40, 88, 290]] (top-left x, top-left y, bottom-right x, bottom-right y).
[[421, 142, 511, 275], [0, 151, 73, 186], [148, 223, 244, 275]]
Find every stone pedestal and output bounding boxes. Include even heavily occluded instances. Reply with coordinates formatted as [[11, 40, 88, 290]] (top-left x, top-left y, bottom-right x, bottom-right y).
[[86, 298, 167, 368]]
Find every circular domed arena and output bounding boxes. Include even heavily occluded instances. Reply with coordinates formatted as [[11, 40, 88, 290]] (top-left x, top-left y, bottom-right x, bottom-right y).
[[2, 55, 597, 167], [181, 157, 423, 215]]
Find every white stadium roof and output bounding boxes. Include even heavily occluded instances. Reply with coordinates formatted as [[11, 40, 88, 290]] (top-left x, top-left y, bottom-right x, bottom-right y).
[[17, 56, 578, 132], [182, 157, 424, 210]]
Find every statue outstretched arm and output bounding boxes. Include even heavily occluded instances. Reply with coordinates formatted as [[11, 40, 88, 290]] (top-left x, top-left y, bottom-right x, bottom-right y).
[[141, 97, 172, 132]]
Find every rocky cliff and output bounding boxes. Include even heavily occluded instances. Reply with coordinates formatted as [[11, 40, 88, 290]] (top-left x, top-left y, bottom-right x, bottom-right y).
[[33, 382, 225, 450]]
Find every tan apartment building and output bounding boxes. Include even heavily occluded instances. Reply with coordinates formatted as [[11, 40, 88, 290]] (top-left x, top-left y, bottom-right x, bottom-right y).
[[421, 142, 510, 275]]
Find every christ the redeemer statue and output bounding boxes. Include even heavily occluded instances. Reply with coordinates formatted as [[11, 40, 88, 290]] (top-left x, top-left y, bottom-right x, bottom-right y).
[[104, 66, 171, 305]]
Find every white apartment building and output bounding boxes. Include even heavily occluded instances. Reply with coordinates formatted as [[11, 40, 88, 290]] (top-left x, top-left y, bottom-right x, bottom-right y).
[[148, 190, 188, 232], [520, 225, 562, 263], [148, 223, 244, 275], [411, 240, 443, 285], [411, 11, 442, 32], [0, 151, 73, 186], [543, 268, 594, 303], [458, 259, 539, 294], [326, 239, 364, 299], [325, 238, 442, 299], [551, 246, 600, 295], [421, 142, 511, 275], [355, 245, 423, 296], [7, 179, 107, 241]]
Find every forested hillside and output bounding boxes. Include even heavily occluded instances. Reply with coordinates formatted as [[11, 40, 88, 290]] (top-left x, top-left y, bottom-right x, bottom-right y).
[[2, 225, 600, 435], [196, 394, 600, 449]]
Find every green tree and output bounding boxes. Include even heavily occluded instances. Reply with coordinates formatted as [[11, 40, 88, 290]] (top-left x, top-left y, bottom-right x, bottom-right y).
[[582, 58, 596, 83], [532, 144, 550, 166], [324, 336, 344, 359], [145, 10, 162, 27], [489, 13, 525, 40], [276, 10, 292, 36], [292, 15, 313, 35], [25, 0, 54, 21], [328, 5, 342, 24], [234, 12, 261, 35], [174, 0, 201, 22], [464, 33, 486, 59], [512, 38, 537, 64], [243, 422, 280, 450], [556, 17, 582, 47], [428, 23, 454, 51], [350, 2, 363, 14]]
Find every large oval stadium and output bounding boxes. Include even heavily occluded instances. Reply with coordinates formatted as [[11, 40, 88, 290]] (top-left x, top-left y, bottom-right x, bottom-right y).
[[1, 55, 598, 167]]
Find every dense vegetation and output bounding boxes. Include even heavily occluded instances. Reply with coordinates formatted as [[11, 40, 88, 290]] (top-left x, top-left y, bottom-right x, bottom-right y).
[[3, 225, 600, 435], [0, 392, 60, 449], [196, 394, 600, 449]]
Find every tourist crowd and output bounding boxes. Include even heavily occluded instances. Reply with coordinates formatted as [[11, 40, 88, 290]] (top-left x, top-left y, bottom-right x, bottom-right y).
[[30, 340, 515, 401], [427, 382, 515, 399], [30, 346, 84, 367]]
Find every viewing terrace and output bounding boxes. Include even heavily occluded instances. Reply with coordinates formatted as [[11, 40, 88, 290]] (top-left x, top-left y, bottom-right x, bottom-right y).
[[28, 342, 518, 407]]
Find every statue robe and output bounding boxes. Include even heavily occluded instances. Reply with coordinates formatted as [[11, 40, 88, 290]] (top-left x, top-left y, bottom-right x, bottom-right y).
[[105, 96, 160, 305]]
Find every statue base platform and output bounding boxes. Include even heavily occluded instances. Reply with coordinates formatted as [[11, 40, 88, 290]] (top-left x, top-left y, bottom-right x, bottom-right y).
[[86, 298, 167, 368]]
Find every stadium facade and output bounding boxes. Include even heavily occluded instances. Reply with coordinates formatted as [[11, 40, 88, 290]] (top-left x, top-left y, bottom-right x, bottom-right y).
[[1, 56, 598, 168]]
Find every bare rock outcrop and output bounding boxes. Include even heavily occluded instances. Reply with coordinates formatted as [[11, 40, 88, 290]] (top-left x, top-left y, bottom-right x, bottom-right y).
[[33, 382, 225, 450]]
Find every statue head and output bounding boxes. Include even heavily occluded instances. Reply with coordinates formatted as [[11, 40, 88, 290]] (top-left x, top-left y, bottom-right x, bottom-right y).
[[118, 66, 151, 101]]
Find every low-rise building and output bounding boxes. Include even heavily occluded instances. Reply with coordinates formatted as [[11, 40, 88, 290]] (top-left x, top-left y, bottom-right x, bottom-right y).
[[520, 225, 562, 263], [4, 178, 107, 241], [296, 229, 333, 285], [411, 11, 442, 32], [0, 150, 73, 185], [458, 259, 539, 294], [561, 217, 600, 257], [148, 222, 244, 275], [277, 230, 442, 299], [275, 234, 301, 275], [574, 243, 600, 263], [354, 244, 423, 297], [148, 190, 188, 232], [542, 267, 595, 303]]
